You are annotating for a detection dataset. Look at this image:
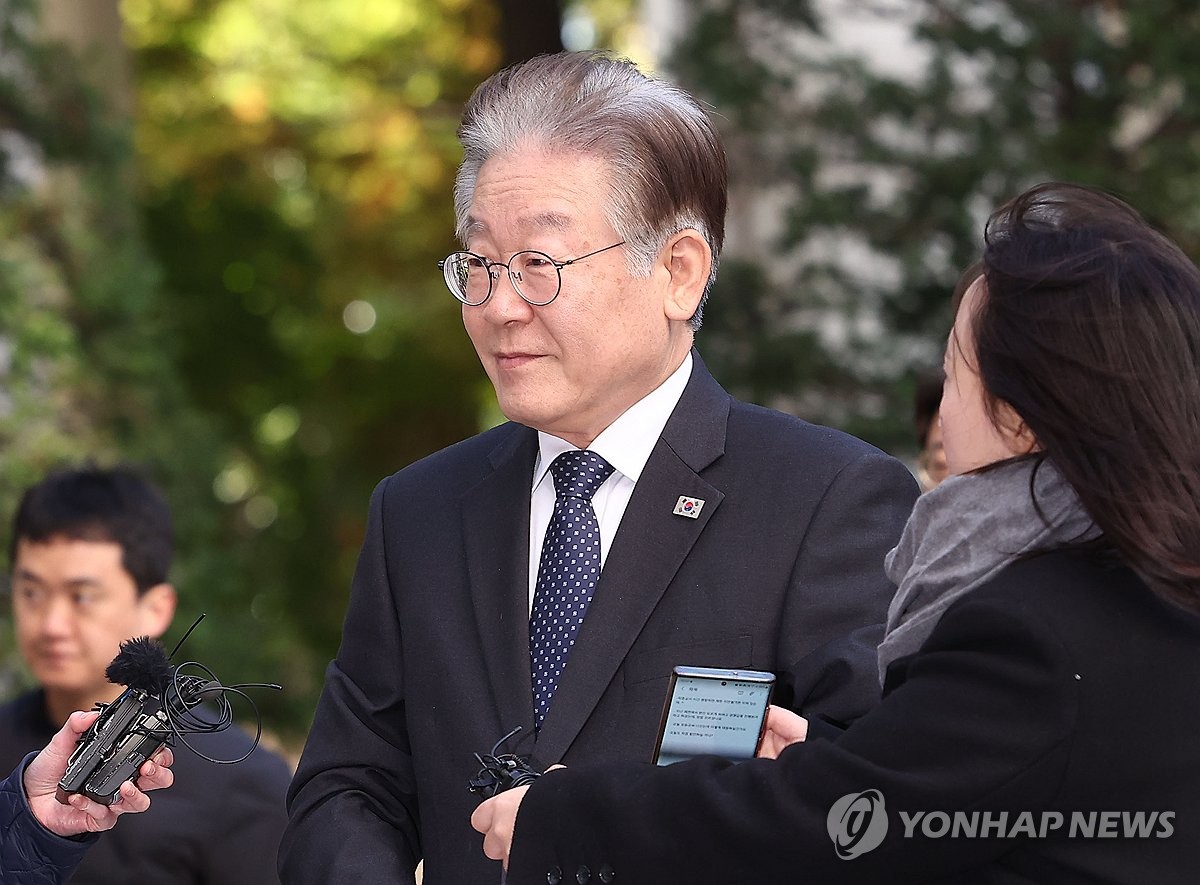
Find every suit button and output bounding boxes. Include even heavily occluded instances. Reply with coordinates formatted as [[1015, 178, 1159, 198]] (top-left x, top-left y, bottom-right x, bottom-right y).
[[599, 864, 615, 882], [576, 865, 591, 883], [547, 866, 562, 885]]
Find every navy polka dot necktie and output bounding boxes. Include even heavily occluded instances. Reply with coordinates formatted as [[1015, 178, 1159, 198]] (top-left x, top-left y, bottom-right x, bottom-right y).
[[529, 450, 615, 729]]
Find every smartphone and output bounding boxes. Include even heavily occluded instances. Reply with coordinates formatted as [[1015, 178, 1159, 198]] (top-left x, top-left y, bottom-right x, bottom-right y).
[[651, 665, 775, 766]]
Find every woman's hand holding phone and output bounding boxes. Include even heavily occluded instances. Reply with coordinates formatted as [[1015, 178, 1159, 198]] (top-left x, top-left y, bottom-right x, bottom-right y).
[[756, 705, 809, 759]]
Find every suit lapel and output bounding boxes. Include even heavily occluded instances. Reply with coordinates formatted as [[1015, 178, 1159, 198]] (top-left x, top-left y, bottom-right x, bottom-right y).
[[532, 354, 731, 765], [463, 426, 539, 745]]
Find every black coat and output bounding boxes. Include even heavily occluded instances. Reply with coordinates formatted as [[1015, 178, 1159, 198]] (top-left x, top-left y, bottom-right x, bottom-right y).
[[279, 355, 919, 885], [505, 550, 1200, 884], [0, 690, 293, 885]]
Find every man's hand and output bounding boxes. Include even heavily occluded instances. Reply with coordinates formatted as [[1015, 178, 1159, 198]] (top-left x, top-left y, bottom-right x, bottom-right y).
[[756, 705, 808, 760], [471, 783, 531, 869], [24, 710, 175, 836]]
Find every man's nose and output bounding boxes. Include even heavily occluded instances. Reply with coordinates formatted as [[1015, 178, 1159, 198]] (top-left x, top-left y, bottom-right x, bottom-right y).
[[37, 596, 76, 635], [480, 267, 534, 323]]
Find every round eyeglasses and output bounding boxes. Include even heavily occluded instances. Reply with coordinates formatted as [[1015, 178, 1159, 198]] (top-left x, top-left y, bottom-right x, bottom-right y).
[[437, 241, 626, 306]]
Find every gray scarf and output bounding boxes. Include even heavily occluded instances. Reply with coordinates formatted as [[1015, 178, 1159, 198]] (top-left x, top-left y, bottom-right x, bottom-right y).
[[877, 458, 1098, 684]]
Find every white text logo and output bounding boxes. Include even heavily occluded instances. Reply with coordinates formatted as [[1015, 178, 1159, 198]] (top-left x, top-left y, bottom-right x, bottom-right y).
[[827, 790, 889, 859]]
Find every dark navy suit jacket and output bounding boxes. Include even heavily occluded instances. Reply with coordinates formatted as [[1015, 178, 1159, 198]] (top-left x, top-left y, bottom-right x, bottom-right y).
[[280, 353, 918, 884]]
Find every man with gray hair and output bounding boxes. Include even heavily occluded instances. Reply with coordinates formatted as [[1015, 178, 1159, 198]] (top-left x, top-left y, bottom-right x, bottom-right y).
[[280, 50, 917, 885]]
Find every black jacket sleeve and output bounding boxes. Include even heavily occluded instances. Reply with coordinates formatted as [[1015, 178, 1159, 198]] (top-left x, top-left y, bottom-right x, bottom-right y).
[[0, 754, 98, 885]]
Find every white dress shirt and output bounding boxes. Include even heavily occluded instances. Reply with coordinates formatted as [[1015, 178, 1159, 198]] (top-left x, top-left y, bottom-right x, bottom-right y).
[[527, 352, 693, 610]]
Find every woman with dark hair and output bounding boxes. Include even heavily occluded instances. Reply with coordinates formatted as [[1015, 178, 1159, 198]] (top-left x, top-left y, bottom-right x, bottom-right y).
[[473, 183, 1200, 883]]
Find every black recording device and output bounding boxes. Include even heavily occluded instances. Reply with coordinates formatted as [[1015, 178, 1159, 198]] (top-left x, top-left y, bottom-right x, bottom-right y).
[[57, 614, 281, 806], [468, 726, 542, 799]]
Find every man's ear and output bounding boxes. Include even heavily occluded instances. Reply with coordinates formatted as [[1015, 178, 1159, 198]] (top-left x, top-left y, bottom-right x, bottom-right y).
[[137, 583, 177, 639], [659, 229, 712, 322]]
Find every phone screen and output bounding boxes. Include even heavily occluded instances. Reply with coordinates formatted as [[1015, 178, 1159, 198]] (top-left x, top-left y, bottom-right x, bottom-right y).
[[652, 666, 774, 766]]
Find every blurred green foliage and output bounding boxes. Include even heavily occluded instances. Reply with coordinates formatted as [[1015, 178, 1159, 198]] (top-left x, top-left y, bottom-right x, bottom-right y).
[[0, 0, 640, 747], [0, 0, 248, 709], [125, 0, 513, 742], [127, 0, 500, 662], [673, 0, 1200, 455]]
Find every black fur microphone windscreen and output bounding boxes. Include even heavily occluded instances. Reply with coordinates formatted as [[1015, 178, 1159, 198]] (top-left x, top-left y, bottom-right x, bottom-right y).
[[104, 636, 173, 695]]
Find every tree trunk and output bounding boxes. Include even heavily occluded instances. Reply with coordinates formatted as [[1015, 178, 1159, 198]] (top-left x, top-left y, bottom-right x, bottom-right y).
[[39, 0, 133, 119]]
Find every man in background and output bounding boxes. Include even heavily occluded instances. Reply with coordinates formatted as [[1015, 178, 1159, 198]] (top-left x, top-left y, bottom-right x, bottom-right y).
[[0, 465, 292, 884]]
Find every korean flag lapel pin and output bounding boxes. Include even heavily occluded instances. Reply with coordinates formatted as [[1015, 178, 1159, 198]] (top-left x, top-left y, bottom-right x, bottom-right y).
[[673, 495, 705, 519]]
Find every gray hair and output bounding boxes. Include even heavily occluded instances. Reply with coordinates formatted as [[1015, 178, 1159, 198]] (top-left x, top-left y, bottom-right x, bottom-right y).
[[454, 51, 727, 330]]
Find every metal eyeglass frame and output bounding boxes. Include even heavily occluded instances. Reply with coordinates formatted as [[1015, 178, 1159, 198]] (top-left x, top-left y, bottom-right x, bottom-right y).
[[437, 240, 626, 306]]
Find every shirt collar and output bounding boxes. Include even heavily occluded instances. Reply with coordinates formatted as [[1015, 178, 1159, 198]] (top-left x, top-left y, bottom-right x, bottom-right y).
[[533, 351, 693, 489]]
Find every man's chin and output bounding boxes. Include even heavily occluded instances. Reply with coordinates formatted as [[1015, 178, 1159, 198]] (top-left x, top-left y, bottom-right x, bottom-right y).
[[494, 396, 553, 432]]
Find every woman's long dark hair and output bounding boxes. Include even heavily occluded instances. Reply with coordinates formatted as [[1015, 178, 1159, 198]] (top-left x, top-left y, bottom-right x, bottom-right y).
[[977, 182, 1200, 613]]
